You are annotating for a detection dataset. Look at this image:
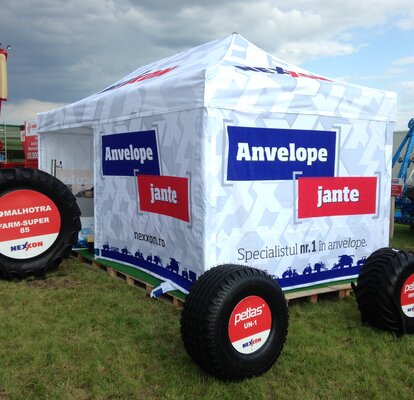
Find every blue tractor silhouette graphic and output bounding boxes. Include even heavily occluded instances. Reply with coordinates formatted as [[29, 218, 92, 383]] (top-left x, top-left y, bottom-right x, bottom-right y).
[[182, 268, 197, 282], [313, 262, 327, 273], [146, 254, 153, 263], [302, 262, 327, 275], [153, 255, 162, 266], [166, 258, 180, 274], [103, 242, 118, 252], [121, 246, 132, 256], [282, 267, 298, 279], [357, 256, 366, 268], [303, 264, 312, 275], [134, 250, 144, 259], [332, 255, 354, 269]]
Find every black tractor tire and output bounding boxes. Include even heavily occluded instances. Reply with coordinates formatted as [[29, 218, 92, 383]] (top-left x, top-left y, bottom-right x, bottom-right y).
[[0, 168, 81, 280], [180, 264, 288, 380], [355, 247, 414, 335]]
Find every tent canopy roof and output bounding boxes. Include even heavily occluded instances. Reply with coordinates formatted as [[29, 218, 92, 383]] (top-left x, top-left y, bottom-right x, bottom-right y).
[[37, 34, 396, 134]]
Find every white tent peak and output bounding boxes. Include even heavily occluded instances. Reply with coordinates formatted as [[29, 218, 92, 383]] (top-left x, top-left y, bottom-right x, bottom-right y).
[[37, 34, 396, 134]]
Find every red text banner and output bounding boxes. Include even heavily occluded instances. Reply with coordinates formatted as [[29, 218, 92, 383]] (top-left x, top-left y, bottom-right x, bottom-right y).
[[298, 176, 377, 218], [137, 175, 190, 222]]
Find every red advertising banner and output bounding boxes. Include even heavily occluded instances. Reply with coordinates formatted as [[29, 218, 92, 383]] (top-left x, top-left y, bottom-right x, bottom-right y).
[[20, 122, 38, 169], [391, 177, 403, 197], [298, 176, 377, 218], [23, 135, 38, 168], [137, 175, 190, 222]]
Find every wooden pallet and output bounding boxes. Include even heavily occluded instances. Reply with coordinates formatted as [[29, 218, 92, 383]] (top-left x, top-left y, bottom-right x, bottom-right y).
[[285, 283, 353, 304], [74, 251, 353, 307], [74, 251, 185, 308]]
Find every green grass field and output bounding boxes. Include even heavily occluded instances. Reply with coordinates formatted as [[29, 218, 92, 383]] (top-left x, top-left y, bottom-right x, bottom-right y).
[[0, 225, 413, 399]]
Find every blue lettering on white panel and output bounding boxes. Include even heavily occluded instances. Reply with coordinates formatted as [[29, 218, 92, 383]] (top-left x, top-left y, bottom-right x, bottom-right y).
[[227, 126, 336, 181], [102, 130, 160, 176]]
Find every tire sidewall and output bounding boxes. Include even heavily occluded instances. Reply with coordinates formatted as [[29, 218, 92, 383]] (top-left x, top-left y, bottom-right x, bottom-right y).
[[214, 275, 287, 376], [0, 169, 80, 276], [394, 259, 414, 333]]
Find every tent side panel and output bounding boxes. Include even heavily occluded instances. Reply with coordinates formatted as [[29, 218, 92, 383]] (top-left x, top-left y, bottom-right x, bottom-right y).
[[204, 108, 392, 290], [93, 109, 207, 292]]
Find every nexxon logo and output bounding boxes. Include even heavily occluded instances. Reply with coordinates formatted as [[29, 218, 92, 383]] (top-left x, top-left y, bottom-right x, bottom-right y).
[[10, 241, 44, 252], [242, 337, 262, 349], [235, 65, 331, 81], [100, 66, 177, 93]]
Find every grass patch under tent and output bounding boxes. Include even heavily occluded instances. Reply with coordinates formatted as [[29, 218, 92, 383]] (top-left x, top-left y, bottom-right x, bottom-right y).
[[0, 225, 412, 399]]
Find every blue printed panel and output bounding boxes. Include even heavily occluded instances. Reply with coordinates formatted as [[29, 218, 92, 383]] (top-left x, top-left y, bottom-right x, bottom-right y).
[[277, 263, 362, 289], [100, 246, 195, 292], [227, 126, 336, 181], [102, 130, 160, 176]]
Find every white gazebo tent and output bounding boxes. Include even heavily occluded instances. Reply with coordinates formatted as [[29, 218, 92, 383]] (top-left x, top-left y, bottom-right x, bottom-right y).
[[37, 34, 396, 293]]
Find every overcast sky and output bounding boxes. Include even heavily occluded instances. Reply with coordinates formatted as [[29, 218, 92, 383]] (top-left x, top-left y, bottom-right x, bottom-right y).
[[1, 0, 413, 130]]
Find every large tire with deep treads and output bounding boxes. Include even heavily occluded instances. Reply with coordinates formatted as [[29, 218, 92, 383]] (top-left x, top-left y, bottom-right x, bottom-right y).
[[355, 247, 414, 335], [180, 265, 288, 380], [0, 168, 81, 279]]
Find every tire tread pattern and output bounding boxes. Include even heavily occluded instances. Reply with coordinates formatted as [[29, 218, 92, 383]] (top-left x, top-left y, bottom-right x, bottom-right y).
[[355, 247, 414, 335], [181, 265, 288, 380]]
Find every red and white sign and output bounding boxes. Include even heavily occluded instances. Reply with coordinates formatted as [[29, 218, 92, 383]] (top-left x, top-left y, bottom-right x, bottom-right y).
[[298, 176, 377, 218], [0, 190, 61, 259], [228, 295, 272, 354], [20, 122, 39, 169], [391, 178, 403, 197], [401, 274, 414, 317], [137, 175, 190, 222]]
